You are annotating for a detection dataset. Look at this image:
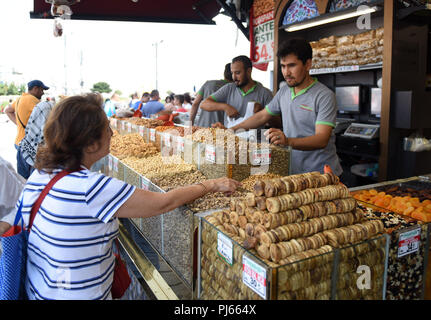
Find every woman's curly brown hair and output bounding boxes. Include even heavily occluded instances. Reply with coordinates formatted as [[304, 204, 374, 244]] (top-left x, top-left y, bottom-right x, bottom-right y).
[[34, 93, 107, 173]]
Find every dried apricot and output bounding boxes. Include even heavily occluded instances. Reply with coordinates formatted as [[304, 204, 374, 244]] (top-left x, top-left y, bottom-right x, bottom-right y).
[[369, 189, 378, 196]]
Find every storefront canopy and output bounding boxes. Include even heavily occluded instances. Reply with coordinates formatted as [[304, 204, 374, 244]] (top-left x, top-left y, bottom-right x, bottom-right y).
[[30, 0, 223, 25]]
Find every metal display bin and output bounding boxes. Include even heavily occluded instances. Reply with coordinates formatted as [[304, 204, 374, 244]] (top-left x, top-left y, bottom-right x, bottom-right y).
[[103, 154, 124, 181], [197, 217, 389, 300], [350, 177, 431, 300], [198, 141, 291, 181], [117, 157, 199, 289]]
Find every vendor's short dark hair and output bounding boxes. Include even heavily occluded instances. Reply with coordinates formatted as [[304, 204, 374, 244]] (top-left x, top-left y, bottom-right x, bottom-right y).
[[232, 55, 253, 70], [277, 38, 312, 65], [224, 63, 233, 81], [150, 90, 159, 98]]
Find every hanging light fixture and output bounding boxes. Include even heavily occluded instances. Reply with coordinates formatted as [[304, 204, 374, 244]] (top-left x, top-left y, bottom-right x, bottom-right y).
[[284, 5, 380, 32]]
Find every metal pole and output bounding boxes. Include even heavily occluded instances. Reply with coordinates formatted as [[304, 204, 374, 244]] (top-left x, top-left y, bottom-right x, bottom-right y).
[[155, 42, 158, 90]]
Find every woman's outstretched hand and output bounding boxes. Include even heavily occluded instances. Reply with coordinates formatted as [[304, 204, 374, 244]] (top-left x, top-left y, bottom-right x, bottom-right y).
[[204, 177, 241, 196]]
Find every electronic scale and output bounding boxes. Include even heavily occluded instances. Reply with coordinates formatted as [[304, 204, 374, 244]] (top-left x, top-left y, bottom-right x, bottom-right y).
[[343, 123, 380, 140]]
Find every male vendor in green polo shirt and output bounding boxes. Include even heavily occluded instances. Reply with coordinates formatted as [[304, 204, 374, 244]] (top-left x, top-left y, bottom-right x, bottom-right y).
[[200, 55, 274, 127], [224, 38, 342, 176]]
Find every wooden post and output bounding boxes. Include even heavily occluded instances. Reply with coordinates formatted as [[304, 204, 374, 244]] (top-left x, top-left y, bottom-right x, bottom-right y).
[[379, 0, 394, 181]]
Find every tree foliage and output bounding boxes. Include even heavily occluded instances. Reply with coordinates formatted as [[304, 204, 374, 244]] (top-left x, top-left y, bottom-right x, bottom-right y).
[[0, 82, 26, 95], [91, 82, 112, 93]]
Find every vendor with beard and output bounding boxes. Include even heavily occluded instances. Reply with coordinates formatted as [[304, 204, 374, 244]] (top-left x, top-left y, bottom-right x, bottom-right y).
[[199, 55, 274, 128], [223, 38, 342, 176]]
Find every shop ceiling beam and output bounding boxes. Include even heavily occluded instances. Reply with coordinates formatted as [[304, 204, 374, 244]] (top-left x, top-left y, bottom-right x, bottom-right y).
[[215, 0, 249, 39], [192, 0, 217, 25]]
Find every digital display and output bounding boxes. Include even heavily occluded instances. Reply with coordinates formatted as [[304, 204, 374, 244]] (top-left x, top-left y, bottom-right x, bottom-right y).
[[371, 88, 382, 117], [335, 86, 360, 113]]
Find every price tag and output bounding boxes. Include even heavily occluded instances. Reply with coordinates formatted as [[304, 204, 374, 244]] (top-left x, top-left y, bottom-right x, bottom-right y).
[[398, 227, 421, 258], [177, 136, 185, 152], [141, 178, 150, 191], [217, 232, 233, 265], [127, 122, 132, 133], [164, 133, 171, 147], [108, 156, 113, 171], [121, 121, 126, 131], [112, 157, 118, 172], [205, 144, 216, 163], [138, 126, 144, 137], [242, 254, 267, 299], [252, 148, 271, 165], [150, 129, 156, 142]]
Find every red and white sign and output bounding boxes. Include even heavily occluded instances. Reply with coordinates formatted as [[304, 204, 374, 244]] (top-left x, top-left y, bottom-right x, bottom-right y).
[[242, 254, 267, 299], [398, 227, 421, 258]]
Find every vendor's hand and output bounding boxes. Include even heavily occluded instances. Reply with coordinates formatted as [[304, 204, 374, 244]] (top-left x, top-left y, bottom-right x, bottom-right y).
[[225, 105, 240, 119], [205, 177, 241, 195], [264, 128, 287, 146], [211, 122, 227, 129], [0, 221, 11, 236]]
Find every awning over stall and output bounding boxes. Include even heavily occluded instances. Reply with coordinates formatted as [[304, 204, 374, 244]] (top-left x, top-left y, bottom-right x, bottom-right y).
[[30, 0, 222, 25]]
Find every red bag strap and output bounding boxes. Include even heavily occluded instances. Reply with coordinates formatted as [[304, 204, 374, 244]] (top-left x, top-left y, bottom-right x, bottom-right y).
[[27, 169, 78, 231]]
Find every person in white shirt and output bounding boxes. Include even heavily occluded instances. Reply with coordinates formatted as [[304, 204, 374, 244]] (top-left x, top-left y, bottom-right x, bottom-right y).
[[182, 92, 193, 111], [0, 156, 25, 236]]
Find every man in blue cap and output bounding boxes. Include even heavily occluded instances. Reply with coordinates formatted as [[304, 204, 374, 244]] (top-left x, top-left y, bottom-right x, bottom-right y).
[[4, 79, 49, 178]]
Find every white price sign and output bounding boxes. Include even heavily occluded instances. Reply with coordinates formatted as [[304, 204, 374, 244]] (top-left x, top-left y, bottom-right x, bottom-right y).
[[110, 118, 116, 128], [164, 133, 171, 147], [242, 254, 267, 299], [176, 137, 184, 152], [398, 227, 421, 258], [217, 232, 233, 265], [150, 129, 156, 142], [108, 156, 113, 171], [205, 145, 216, 163], [141, 178, 150, 191], [112, 157, 118, 172], [138, 126, 144, 137], [121, 121, 126, 131], [252, 148, 271, 165], [127, 122, 132, 133]]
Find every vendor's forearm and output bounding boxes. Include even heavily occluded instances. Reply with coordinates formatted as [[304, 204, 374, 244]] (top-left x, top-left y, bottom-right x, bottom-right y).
[[231, 108, 272, 131], [190, 96, 202, 124], [287, 135, 330, 151], [200, 99, 227, 112]]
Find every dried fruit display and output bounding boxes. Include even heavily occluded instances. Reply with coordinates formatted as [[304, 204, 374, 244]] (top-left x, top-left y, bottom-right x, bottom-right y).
[[121, 154, 196, 179], [110, 133, 158, 159], [353, 189, 431, 222]]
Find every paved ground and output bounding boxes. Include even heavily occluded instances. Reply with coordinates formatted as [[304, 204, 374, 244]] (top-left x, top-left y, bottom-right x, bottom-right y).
[[0, 114, 18, 170]]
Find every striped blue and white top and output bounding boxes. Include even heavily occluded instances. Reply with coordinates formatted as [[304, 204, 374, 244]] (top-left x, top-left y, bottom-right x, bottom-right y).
[[16, 167, 136, 300]]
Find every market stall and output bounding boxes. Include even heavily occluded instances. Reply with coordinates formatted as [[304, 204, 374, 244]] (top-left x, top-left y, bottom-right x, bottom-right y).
[[105, 118, 431, 300]]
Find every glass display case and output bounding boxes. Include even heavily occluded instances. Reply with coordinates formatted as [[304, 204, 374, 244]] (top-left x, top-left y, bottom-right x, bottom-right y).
[[198, 217, 389, 300], [350, 176, 431, 299]]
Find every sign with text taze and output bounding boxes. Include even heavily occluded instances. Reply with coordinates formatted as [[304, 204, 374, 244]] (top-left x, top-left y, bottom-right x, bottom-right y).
[[251, 148, 271, 165], [398, 227, 421, 258], [205, 144, 216, 164], [150, 129, 156, 142], [253, 11, 274, 65], [242, 254, 267, 299]]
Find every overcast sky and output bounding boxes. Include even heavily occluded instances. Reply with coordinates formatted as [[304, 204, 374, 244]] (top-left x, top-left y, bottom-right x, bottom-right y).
[[0, 0, 273, 99]]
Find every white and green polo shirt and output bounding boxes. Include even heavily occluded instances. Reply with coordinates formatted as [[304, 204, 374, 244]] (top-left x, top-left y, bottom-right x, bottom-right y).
[[195, 79, 228, 128], [211, 81, 273, 127], [266, 78, 342, 176]]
